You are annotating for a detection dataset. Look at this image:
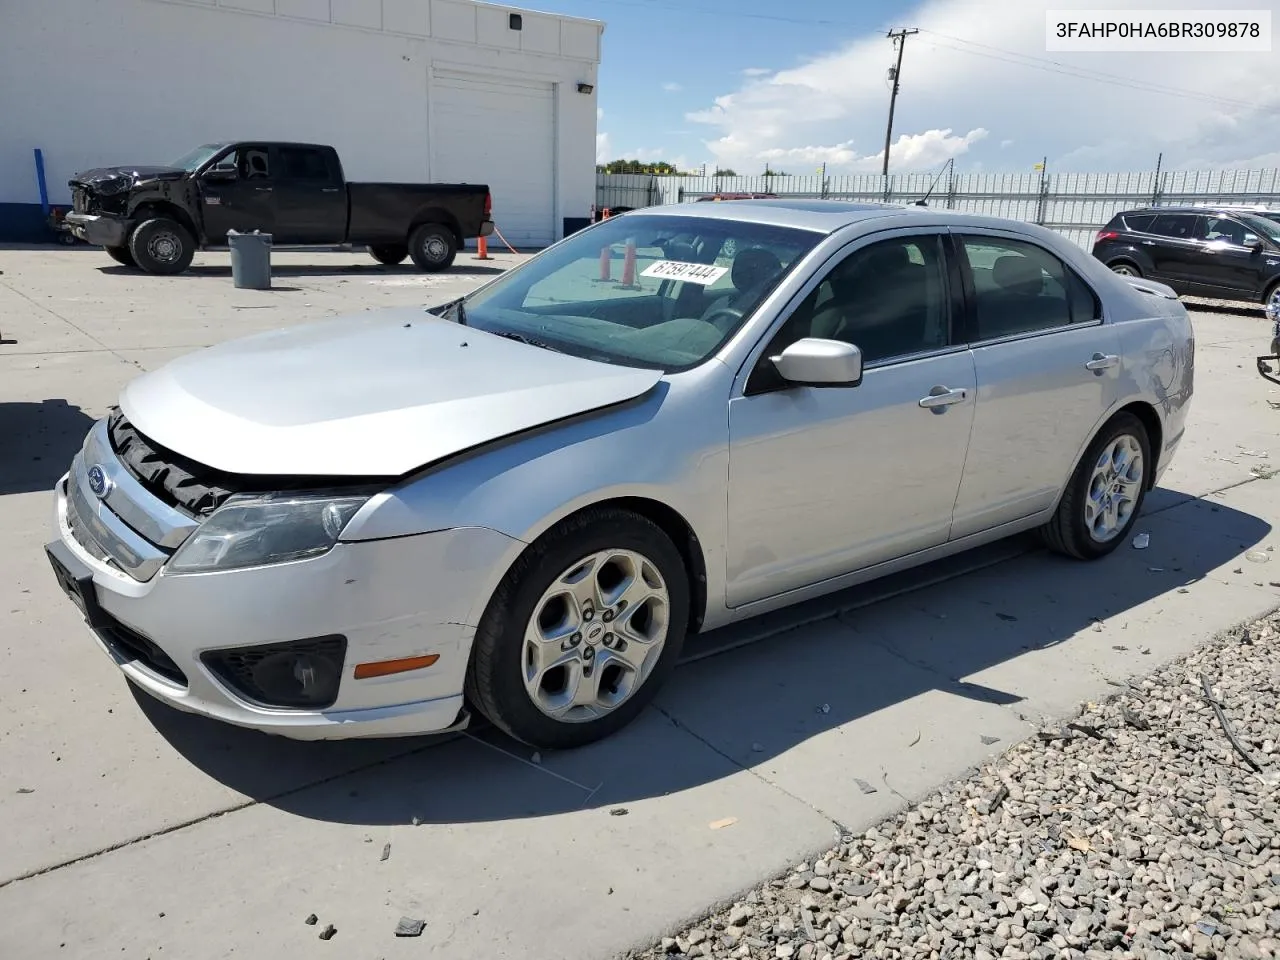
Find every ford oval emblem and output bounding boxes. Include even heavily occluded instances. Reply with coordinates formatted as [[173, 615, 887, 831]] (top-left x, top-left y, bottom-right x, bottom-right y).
[[86, 464, 112, 499]]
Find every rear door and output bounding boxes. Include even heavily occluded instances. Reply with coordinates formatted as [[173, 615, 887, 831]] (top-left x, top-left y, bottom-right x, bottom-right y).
[[1145, 213, 1205, 288], [271, 145, 346, 244], [1189, 215, 1269, 295], [948, 231, 1123, 539]]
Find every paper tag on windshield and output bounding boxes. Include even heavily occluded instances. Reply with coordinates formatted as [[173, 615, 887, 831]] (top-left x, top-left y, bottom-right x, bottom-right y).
[[640, 260, 729, 285]]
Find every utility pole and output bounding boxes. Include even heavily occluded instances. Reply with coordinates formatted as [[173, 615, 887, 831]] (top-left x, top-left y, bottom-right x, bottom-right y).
[[881, 27, 918, 178]]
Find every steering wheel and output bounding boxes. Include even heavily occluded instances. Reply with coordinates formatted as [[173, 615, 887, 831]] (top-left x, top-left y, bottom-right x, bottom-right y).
[[700, 305, 746, 334]]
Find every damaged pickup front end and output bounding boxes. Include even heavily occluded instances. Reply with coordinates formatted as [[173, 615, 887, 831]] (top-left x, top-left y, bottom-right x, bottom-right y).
[[63, 165, 192, 249]]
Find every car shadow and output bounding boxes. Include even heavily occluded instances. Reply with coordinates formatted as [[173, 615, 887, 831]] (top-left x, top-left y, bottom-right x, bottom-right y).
[[137, 490, 1273, 826], [1182, 297, 1266, 318], [0, 399, 96, 495]]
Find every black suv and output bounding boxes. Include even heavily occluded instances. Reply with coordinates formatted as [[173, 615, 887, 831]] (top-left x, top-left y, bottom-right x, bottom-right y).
[[1092, 206, 1280, 317]]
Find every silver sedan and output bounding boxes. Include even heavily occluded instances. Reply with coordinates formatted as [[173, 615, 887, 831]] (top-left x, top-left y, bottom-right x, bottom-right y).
[[45, 201, 1195, 748]]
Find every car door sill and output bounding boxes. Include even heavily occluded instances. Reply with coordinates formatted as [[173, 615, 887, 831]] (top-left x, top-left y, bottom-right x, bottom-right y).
[[720, 509, 1052, 625]]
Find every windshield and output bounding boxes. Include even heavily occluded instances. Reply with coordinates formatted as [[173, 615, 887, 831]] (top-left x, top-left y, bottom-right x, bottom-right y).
[[170, 144, 226, 172], [1240, 213, 1280, 243], [454, 214, 822, 371]]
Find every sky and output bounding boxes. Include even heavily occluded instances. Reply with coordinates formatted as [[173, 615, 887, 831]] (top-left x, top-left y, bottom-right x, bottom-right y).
[[519, 0, 1280, 176]]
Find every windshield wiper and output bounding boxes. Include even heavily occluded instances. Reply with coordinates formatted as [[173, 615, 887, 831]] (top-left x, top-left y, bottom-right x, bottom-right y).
[[494, 330, 562, 353]]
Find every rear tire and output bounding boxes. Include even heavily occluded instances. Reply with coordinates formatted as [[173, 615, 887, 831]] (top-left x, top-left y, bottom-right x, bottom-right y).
[[129, 217, 195, 275], [465, 507, 689, 750], [1108, 260, 1141, 277], [1040, 411, 1151, 561], [105, 245, 136, 268], [408, 223, 457, 273], [1262, 279, 1280, 321], [369, 244, 408, 266]]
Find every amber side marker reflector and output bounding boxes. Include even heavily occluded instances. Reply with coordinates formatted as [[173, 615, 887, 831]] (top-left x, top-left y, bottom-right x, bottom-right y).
[[353, 654, 439, 680]]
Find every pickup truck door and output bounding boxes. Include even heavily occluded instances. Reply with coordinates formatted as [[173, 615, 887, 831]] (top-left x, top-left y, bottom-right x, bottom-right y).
[[271, 145, 347, 244], [198, 145, 276, 241]]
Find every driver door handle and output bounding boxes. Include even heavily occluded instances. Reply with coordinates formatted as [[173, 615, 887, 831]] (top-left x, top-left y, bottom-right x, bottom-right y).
[[918, 386, 967, 409], [254, 186, 273, 192], [1085, 353, 1120, 372]]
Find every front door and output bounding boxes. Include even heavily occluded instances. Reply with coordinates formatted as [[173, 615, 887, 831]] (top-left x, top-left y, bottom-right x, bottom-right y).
[[1189, 215, 1270, 296], [726, 231, 976, 608], [948, 231, 1124, 538], [197, 144, 276, 242], [271, 145, 347, 244]]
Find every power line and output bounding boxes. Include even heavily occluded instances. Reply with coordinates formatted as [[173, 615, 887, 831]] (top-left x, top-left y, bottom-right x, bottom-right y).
[[882, 28, 918, 177]]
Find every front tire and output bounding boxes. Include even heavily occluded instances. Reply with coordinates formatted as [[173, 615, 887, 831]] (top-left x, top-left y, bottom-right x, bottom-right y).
[[369, 244, 408, 266], [129, 217, 195, 275], [105, 245, 136, 268], [465, 508, 690, 749], [1041, 412, 1151, 560], [408, 223, 457, 273], [1262, 279, 1280, 322]]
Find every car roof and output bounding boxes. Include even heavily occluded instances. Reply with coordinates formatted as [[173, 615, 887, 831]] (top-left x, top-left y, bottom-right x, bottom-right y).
[[1116, 206, 1268, 217], [621, 198, 1050, 235]]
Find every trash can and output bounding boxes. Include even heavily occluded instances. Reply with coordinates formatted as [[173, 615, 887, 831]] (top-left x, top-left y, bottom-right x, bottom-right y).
[[227, 229, 272, 290]]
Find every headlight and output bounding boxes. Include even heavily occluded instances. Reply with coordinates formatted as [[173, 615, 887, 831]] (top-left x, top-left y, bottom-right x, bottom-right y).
[[167, 492, 372, 573]]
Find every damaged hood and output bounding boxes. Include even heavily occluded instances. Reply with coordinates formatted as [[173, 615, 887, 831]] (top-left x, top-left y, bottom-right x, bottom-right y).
[[70, 165, 186, 194], [119, 308, 664, 477]]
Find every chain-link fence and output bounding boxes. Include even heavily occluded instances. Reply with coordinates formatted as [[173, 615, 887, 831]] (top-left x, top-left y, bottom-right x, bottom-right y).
[[596, 168, 1280, 249]]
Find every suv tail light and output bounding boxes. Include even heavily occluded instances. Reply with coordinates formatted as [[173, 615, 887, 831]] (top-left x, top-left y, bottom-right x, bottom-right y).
[[1095, 230, 1120, 243]]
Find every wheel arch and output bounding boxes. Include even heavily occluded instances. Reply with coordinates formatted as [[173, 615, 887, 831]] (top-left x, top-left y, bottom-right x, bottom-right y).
[[1106, 256, 1142, 274], [1054, 399, 1164, 514], [408, 207, 463, 247], [129, 200, 198, 242]]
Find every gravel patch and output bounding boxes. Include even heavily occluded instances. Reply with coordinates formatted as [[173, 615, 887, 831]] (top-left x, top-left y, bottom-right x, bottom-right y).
[[630, 610, 1280, 960]]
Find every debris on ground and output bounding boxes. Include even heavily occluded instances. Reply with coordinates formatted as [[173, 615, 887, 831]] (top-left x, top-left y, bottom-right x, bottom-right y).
[[1132, 532, 1150, 549], [15, 787, 34, 794], [380, 842, 391, 862], [394, 917, 426, 937], [710, 817, 738, 830], [627, 609, 1280, 960], [610, 807, 630, 817], [318, 924, 337, 940], [304, 914, 318, 926]]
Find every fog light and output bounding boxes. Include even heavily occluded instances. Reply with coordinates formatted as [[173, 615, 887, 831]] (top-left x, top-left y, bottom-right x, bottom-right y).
[[203, 635, 347, 709]]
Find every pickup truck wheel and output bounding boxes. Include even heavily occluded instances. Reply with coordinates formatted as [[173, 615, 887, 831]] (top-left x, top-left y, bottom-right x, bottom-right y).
[[465, 508, 689, 750], [129, 217, 195, 275], [105, 245, 137, 268], [408, 224, 457, 273], [368, 244, 408, 266]]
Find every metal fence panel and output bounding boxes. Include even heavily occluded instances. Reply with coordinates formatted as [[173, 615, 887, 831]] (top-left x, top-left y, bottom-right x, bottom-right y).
[[597, 167, 1280, 249]]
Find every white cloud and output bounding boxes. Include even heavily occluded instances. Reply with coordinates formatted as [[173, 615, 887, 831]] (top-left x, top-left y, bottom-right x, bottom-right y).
[[662, 82, 682, 93], [596, 131, 612, 164], [687, 0, 1279, 174]]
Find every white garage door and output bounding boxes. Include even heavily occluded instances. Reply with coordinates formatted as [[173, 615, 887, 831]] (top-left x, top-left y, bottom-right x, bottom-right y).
[[431, 69, 556, 248]]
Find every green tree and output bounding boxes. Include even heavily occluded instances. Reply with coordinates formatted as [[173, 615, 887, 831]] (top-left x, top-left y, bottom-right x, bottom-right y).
[[713, 167, 738, 177], [597, 159, 680, 175]]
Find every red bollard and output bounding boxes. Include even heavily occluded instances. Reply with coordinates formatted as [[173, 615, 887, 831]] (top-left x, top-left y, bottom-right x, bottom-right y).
[[620, 238, 638, 288], [597, 244, 612, 282], [474, 235, 492, 260]]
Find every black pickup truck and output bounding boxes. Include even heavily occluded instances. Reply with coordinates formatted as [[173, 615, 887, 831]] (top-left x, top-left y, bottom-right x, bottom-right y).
[[63, 141, 493, 275]]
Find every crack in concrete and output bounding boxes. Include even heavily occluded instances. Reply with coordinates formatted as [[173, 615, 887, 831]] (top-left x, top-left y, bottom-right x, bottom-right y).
[[0, 280, 143, 370]]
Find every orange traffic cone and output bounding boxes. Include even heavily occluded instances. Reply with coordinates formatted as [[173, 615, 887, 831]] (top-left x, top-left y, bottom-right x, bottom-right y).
[[474, 235, 492, 260]]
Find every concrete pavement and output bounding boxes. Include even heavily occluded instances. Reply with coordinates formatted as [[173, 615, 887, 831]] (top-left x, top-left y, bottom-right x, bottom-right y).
[[0, 245, 1276, 959]]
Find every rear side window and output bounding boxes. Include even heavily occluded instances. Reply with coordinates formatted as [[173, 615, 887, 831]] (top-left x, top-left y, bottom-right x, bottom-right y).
[[1150, 213, 1201, 239], [1122, 213, 1157, 232], [277, 147, 333, 181], [959, 236, 1101, 340]]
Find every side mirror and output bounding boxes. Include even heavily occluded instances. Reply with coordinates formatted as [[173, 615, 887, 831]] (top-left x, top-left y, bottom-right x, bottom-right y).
[[770, 337, 863, 387], [203, 166, 237, 183], [1248, 238, 1265, 252]]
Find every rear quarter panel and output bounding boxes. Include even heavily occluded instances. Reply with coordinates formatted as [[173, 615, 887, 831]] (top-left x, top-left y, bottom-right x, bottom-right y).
[[347, 183, 489, 244]]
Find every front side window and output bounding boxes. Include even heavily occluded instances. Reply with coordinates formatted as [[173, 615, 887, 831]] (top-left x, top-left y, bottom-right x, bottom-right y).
[[766, 235, 951, 366], [455, 215, 822, 371], [1200, 216, 1250, 245], [958, 236, 1100, 340]]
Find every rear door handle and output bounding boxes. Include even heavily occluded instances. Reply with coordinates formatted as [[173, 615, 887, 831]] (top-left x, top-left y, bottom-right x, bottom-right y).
[[918, 386, 968, 409], [321, 187, 340, 193], [254, 186, 273, 192], [1085, 353, 1120, 372]]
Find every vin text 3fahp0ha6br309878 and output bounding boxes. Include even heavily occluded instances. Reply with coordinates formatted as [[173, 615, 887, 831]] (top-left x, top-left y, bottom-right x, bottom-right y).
[[46, 200, 1194, 749], [62, 140, 494, 275]]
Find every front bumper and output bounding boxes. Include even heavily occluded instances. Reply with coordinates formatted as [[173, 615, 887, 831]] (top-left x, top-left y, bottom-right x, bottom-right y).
[[46, 422, 520, 740], [63, 212, 132, 248]]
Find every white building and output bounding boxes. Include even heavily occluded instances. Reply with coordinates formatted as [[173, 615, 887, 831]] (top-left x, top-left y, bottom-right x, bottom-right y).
[[0, 0, 603, 247]]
